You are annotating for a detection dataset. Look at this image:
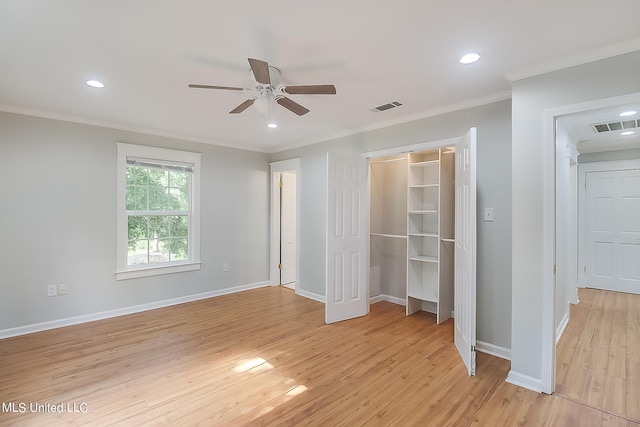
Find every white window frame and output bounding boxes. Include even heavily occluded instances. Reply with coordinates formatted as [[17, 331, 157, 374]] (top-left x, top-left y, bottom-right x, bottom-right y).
[[116, 143, 201, 280]]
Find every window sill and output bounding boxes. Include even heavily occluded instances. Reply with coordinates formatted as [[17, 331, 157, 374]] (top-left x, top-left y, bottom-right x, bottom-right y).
[[116, 262, 201, 281]]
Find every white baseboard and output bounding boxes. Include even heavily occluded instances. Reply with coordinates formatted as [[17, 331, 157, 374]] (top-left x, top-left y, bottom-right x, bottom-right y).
[[295, 288, 325, 304], [370, 294, 406, 306], [556, 311, 570, 345], [506, 370, 543, 393], [476, 341, 511, 360], [0, 281, 270, 339]]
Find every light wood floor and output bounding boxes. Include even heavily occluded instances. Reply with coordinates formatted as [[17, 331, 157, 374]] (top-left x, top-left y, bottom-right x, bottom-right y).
[[1, 286, 638, 426], [556, 287, 640, 423]]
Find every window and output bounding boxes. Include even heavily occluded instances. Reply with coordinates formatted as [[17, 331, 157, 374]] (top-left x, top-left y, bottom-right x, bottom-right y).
[[116, 143, 201, 280]]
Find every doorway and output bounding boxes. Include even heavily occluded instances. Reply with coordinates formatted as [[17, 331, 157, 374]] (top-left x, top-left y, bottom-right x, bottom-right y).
[[270, 159, 301, 291], [542, 91, 640, 395]]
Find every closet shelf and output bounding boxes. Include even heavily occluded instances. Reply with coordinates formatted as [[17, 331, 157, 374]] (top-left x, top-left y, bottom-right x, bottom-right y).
[[408, 290, 438, 303], [410, 160, 439, 167], [409, 255, 438, 263], [408, 210, 438, 215], [410, 184, 439, 188], [370, 233, 407, 239], [409, 232, 438, 238]]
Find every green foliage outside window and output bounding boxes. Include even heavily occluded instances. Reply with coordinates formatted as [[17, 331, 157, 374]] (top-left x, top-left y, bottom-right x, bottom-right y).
[[125, 166, 190, 265]]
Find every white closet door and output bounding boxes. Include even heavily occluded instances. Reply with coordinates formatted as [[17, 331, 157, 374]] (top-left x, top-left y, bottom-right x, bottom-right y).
[[280, 171, 297, 286], [586, 169, 640, 294], [326, 153, 369, 323], [454, 128, 477, 376]]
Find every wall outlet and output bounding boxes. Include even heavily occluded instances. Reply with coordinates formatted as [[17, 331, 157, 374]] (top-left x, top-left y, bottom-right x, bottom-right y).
[[223, 262, 229, 272], [47, 284, 57, 297], [58, 284, 67, 296]]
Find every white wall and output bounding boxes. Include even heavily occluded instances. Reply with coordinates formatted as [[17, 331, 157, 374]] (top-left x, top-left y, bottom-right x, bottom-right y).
[[270, 99, 513, 352], [510, 50, 640, 389], [0, 111, 270, 333]]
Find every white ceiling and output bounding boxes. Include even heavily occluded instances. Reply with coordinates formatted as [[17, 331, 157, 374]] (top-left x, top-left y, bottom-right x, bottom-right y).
[[1, 1, 639, 153]]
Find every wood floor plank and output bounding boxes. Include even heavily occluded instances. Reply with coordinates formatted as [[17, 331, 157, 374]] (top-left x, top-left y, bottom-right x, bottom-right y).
[[1, 286, 637, 426], [556, 287, 640, 424]]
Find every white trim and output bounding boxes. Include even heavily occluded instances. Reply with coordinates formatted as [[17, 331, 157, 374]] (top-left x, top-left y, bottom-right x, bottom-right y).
[[506, 38, 640, 82], [0, 104, 269, 153], [555, 311, 570, 345], [370, 294, 407, 306], [476, 341, 511, 361], [506, 370, 543, 393], [362, 137, 459, 159], [295, 288, 325, 304], [541, 108, 557, 394], [541, 91, 640, 396], [274, 91, 512, 153], [0, 281, 270, 340], [269, 159, 301, 291], [116, 143, 202, 280], [116, 262, 201, 280], [0, 91, 512, 155]]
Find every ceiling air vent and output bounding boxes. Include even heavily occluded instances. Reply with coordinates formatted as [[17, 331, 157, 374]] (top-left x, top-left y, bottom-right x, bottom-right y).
[[371, 101, 403, 113], [592, 119, 640, 133]]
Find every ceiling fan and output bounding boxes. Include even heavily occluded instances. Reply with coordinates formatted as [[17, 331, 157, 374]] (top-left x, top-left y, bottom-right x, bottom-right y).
[[188, 58, 336, 117]]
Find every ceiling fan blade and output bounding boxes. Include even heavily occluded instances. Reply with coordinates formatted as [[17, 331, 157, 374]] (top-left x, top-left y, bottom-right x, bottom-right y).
[[248, 58, 271, 85], [277, 97, 310, 116], [188, 84, 244, 91], [229, 99, 255, 114], [282, 84, 336, 95]]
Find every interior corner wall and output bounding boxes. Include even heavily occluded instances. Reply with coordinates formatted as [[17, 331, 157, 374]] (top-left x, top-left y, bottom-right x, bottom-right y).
[[510, 50, 640, 385], [0, 111, 270, 332], [270, 98, 513, 352]]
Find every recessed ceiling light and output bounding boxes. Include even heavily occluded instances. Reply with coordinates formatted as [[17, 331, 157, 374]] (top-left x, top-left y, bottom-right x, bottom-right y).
[[86, 80, 105, 88], [621, 131, 635, 136], [459, 53, 481, 64], [266, 123, 278, 129], [620, 110, 637, 117]]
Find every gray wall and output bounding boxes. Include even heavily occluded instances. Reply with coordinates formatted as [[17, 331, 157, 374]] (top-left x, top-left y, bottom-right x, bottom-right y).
[[270, 99, 513, 351], [510, 50, 640, 385], [0, 111, 270, 331]]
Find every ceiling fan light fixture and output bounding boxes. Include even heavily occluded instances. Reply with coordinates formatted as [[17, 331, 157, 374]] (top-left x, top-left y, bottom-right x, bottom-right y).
[[459, 52, 481, 64], [86, 80, 105, 88], [620, 110, 637, 117]]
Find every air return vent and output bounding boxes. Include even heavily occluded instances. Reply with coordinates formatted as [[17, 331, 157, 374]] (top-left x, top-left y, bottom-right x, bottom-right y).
[[371, 101, 403, 113], [592, 119, 640, 133]]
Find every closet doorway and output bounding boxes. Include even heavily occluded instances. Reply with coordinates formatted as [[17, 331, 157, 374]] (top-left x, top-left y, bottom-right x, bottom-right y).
[[270, 159, 301, 291], [326, 129, 477, 375]]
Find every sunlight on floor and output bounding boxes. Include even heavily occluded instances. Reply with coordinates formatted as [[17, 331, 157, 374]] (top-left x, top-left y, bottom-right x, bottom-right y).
[[232, 355, 308, 422]]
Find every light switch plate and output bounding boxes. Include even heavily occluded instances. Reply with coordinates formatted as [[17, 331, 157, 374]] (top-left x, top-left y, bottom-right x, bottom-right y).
[[484, 207, 494, 222]]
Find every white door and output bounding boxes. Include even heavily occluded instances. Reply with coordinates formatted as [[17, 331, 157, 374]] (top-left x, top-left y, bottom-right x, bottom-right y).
[[326, 153, 369, 324], [280, 171, 297, 286], [586, 169, 640, 294], [454, 128, 477, 376]]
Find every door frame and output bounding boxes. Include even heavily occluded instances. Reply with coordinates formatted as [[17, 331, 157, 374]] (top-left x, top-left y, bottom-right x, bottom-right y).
[[541, 91, 640, 394], [362, 136, 462, 307], [269, 158, 301, 290]]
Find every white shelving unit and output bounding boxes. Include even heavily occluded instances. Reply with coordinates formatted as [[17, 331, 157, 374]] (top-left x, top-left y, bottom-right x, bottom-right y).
[[406, 149, 455, 324]]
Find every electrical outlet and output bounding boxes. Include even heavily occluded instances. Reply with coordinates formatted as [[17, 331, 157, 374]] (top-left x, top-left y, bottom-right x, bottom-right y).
[[223, 262, 229, 272], [47, 285, 57, 297], [58, 284, 67, 296]]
